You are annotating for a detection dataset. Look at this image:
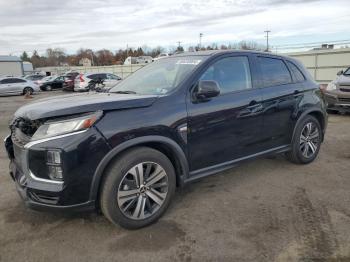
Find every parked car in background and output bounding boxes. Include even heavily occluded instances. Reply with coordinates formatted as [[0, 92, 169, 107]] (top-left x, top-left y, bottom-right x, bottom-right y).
[[74, 73, 122, 92], [324, 67, 350, 113], [38, 75, 65, 91], [62, 72, 79, 91], [0, 77, 40, 96], [24, 74, 45, 81], [4, 51, 327, 229]]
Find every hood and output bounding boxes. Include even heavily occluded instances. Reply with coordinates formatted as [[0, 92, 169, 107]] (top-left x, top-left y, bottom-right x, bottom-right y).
[[15, 92, 158, 120], [335, 74, 350, 85]]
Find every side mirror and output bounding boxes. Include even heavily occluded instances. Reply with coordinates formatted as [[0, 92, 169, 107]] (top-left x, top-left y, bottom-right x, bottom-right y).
[[195, 80, 220, 100], [337, 70, 344, 76]]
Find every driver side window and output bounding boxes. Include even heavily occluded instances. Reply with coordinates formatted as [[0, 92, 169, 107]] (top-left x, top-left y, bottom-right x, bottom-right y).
[[200, 56, 252, 94]]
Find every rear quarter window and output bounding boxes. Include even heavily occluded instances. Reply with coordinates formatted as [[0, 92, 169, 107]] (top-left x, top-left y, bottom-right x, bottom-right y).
[[258, 57, 292, 87], [286, 61, 305, 83]]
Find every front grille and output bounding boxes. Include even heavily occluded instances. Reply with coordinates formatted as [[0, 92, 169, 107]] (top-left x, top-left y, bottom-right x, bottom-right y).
[[338, 97, 350, 103], [340, 88, 350, 92]]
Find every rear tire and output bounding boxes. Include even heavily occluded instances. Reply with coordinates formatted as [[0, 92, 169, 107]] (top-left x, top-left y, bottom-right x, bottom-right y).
[[286, 115, 322, 164], [100, 147, 176, 229], [23, 87, 33, 95]]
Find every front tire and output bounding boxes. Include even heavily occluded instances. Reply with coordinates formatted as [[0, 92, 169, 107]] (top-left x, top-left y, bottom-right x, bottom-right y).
[[45, 85, 52, 91], [100, 147, 176, 229], [286, 115, 322, 164]]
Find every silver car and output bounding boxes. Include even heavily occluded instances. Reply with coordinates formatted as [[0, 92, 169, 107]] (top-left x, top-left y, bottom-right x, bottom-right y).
[[0, 77, 40, 96], [324, 67, 350, 112]]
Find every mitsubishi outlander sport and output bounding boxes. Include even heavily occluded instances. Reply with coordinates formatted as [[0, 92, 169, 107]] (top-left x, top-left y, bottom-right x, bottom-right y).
[[4, 51, 327, 229]]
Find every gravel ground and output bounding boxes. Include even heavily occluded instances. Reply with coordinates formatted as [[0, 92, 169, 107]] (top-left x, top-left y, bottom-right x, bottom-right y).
[[0, 91, 350, 262]]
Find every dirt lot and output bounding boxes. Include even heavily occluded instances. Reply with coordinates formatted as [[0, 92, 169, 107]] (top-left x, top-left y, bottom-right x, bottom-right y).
[[0, 91, 350, 262]]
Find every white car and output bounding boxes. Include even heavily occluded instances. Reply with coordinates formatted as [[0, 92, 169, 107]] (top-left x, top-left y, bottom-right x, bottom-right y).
[[0, 77, 40, 96], [74, 73, 122, 92]]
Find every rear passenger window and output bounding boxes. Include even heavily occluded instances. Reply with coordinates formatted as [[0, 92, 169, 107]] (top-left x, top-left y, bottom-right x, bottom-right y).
[[286, 61, 305, 83], [258, 57, 292, 87], [200, 56, 252, 94]]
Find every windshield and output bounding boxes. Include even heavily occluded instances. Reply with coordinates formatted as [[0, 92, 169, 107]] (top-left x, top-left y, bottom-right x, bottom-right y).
[[109, 56, 204, 95], [344, 67, 350, 75]]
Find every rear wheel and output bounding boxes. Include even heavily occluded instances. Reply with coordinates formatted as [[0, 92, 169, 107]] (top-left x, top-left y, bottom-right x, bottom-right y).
[[23, 87, 33, 95], [286, 115, 322, 164], [100, 147, 176, 229]]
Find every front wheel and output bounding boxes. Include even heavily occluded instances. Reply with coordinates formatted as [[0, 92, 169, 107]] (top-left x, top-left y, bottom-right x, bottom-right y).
[[100, 147, 176, 229], [286, 115, 322, 164]]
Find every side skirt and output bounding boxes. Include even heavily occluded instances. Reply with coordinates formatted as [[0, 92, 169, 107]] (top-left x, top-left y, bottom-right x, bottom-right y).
[[184, 145, 290, 183]]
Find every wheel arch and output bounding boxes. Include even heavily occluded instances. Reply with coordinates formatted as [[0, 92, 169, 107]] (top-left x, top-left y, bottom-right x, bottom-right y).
[[89, 135, 189, 202], [292, 108, 327, 142], [23, 86, 34, 94]]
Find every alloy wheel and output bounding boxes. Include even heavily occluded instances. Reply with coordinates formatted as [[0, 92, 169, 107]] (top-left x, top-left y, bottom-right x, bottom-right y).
[[299, 122, 320, 158], [117, 162, 169, 220]]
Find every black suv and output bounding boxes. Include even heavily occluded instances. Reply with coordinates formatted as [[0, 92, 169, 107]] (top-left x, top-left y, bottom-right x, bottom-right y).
[[4, 51, 327, 229]]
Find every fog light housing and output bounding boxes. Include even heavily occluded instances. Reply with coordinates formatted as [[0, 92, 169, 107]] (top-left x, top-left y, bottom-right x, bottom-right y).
[[47, 150, 63, 181]]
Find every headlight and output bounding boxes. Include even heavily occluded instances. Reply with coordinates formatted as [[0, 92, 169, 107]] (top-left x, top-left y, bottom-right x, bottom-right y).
[[326, 82, 337, 91], [32, 111, 102, 140]]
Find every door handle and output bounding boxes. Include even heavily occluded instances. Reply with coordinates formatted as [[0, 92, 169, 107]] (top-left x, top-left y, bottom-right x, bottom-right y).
[[246, 103, 263, 113], [238, 102, 263, 118]]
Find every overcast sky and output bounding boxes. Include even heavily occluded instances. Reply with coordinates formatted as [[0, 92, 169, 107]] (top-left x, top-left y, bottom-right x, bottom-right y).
[[0, 0, 349, 55]]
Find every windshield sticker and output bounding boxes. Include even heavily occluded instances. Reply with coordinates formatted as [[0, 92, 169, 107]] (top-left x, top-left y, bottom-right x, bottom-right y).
[[176, 59, 202, 65]]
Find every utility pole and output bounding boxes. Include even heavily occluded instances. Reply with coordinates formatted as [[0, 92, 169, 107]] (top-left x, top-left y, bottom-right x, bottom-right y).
[[177, 41, 182, 47], [264, 30, 271, 52], [126, 44, 129, 57], [199, 33, 203, 49]]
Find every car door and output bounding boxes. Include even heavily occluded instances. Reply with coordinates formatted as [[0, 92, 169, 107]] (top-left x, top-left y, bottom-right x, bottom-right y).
[[186, 54, 264, 172], [257, 55, 305, 149], [0, 79, 12, 94], [53, 76, 64, 88], [8, 78, 26, 94]]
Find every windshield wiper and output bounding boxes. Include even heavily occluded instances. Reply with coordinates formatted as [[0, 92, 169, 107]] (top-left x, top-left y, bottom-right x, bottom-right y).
[[111, 90, 137, 94]]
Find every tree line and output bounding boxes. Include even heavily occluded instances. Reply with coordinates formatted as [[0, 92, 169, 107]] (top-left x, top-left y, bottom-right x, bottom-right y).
[[20, 41, 265, 68]]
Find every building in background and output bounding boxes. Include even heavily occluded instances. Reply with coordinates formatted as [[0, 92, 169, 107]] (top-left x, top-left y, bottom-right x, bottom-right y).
[[0, 56, 23, 76], [287, 47, 350, 84], [23, 61, 34, 75], [79, 58, 92, 67]]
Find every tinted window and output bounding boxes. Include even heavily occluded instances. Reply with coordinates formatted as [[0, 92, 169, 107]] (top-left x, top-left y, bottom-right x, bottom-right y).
[[286, 61, 305, 83], [0, 79, 11, 84], [259, 57, 292, 87], [7, 78, 25, 83], [200, 56, 252, 94]]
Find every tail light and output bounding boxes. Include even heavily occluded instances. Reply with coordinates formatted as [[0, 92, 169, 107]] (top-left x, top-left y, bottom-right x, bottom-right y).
[[79, 74, 85, 82]]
